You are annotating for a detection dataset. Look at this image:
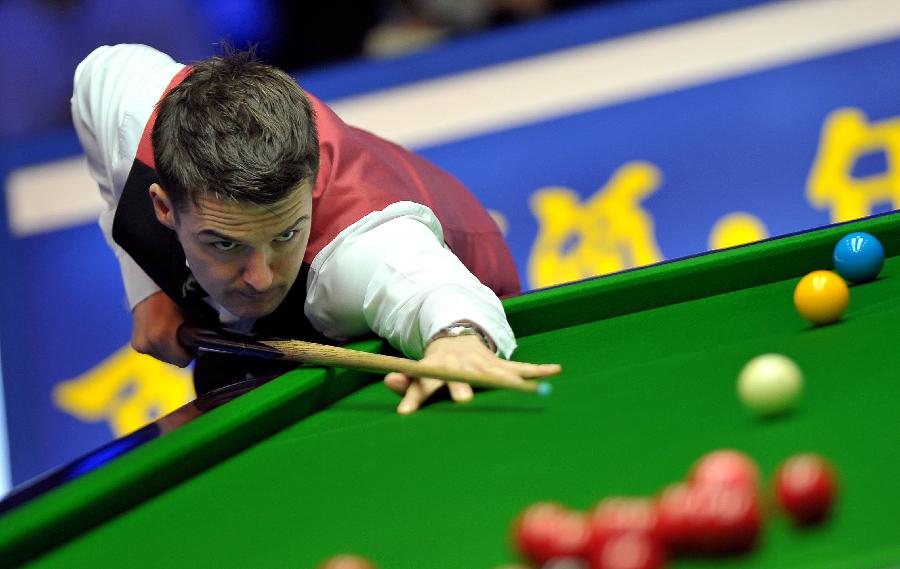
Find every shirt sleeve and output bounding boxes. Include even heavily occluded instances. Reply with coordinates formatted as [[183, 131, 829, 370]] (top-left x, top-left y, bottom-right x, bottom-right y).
[[70, 44, 186, 309], [305, 202, 517, 360]]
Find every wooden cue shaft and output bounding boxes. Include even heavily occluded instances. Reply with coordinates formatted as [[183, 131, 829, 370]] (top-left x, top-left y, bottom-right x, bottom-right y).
[[178, 326, 547, 393], [262, 339, 543, 393]]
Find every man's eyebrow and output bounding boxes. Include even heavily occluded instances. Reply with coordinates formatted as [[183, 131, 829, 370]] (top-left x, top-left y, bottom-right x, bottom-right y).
[[196, 214, 311, 242], [281, 214, 311, 234], [197, 228, 238, 242]]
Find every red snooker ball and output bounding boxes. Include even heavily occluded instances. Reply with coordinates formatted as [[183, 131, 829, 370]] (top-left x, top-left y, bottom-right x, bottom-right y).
[[775, 453, 837, 525], [589, 531, 666, 569], [512, 502, 591, 564], [689, 449, 760, 493], [657, 482, 761, 555], [588, 497, 660, 553]]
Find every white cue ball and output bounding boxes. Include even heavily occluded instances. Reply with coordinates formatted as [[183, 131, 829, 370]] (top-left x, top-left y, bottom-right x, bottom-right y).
[[737, 353, 803, 415]]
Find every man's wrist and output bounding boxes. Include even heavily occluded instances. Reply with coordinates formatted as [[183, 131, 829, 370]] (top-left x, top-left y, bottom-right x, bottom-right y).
[[426, 320, 497, 353]]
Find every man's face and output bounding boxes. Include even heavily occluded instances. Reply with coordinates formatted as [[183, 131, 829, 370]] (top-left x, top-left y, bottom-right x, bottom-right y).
[[170, 187, 312, 320]]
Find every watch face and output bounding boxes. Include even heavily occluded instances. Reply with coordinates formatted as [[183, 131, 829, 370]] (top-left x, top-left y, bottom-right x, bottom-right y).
[[428, 322, 495, 352]]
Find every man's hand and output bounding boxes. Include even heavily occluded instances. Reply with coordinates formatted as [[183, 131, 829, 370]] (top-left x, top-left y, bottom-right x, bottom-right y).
[[383, 335, 561, 415], [131, 291, 193, 367]]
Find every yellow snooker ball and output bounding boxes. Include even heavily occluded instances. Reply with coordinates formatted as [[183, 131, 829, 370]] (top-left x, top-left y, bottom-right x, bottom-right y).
[[793, 270, 849, 325]]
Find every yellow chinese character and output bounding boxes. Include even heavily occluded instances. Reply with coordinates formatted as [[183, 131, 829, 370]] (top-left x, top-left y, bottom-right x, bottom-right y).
[[708, 212, 769, 250], [488, 209, 509, 236], [53, 347, 194, 437], [807, 108, 900, 222], [528, 161, 664, 288]]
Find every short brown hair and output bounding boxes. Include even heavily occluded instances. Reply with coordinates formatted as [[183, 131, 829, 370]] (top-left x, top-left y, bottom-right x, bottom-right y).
[[152, 47, 319, 210]]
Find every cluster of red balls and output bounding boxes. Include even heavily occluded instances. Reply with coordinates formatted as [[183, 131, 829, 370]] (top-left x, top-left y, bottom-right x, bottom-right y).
[[508, 450, 837, 569]]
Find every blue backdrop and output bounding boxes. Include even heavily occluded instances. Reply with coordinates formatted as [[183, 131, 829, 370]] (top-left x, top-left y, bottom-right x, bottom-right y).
[[2, 0, 899, 487]]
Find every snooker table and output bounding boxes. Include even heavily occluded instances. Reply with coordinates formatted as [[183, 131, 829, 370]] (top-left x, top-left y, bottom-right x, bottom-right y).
[[2, 212, 900, 569]]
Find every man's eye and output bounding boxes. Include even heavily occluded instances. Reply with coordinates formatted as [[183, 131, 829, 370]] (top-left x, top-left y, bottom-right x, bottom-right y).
[[212, 241, 238, 251], [274, 230, 296, 242]]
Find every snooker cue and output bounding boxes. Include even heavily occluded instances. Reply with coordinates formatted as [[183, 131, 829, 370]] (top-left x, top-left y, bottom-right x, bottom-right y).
[[177, 326, 553, 395]]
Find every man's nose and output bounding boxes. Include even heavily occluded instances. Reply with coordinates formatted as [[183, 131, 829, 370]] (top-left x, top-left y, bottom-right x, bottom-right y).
[[243, 250, 274, 292]]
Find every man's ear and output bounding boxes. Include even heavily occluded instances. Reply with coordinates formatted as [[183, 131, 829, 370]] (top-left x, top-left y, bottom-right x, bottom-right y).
[[149, 183, 177, 230]]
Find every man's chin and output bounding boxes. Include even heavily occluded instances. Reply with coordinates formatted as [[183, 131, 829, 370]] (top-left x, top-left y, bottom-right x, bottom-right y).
[[231, 307, 276, 320], [221, 295, 282, 320]]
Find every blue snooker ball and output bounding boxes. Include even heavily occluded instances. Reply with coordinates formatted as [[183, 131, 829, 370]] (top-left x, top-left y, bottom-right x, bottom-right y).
[[833, 232, 884, 283]]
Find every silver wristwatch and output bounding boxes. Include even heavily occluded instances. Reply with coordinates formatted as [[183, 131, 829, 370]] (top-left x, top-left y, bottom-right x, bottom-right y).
[[427, 320, 497, 353]]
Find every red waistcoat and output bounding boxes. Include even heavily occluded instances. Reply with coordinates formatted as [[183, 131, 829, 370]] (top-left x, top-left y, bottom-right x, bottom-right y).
[[114, 67, 519, 340]]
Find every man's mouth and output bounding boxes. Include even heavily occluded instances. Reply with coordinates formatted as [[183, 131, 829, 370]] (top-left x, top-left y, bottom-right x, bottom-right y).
[[235, 288, 280, 302]]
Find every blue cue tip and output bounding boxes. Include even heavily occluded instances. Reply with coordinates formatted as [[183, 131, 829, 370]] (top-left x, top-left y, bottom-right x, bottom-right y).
[[537, 382, 553, 397]]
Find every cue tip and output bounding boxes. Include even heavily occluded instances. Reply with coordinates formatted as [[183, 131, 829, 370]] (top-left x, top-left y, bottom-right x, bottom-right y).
[[537, 382, 553, 397]]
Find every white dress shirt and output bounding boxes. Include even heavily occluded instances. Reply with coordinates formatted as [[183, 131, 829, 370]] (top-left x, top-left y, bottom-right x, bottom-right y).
[[71, 44, 516, 360]]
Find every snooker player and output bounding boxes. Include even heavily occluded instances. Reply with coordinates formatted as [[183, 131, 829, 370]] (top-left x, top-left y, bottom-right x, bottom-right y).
[[71, 43, 559, 414]]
